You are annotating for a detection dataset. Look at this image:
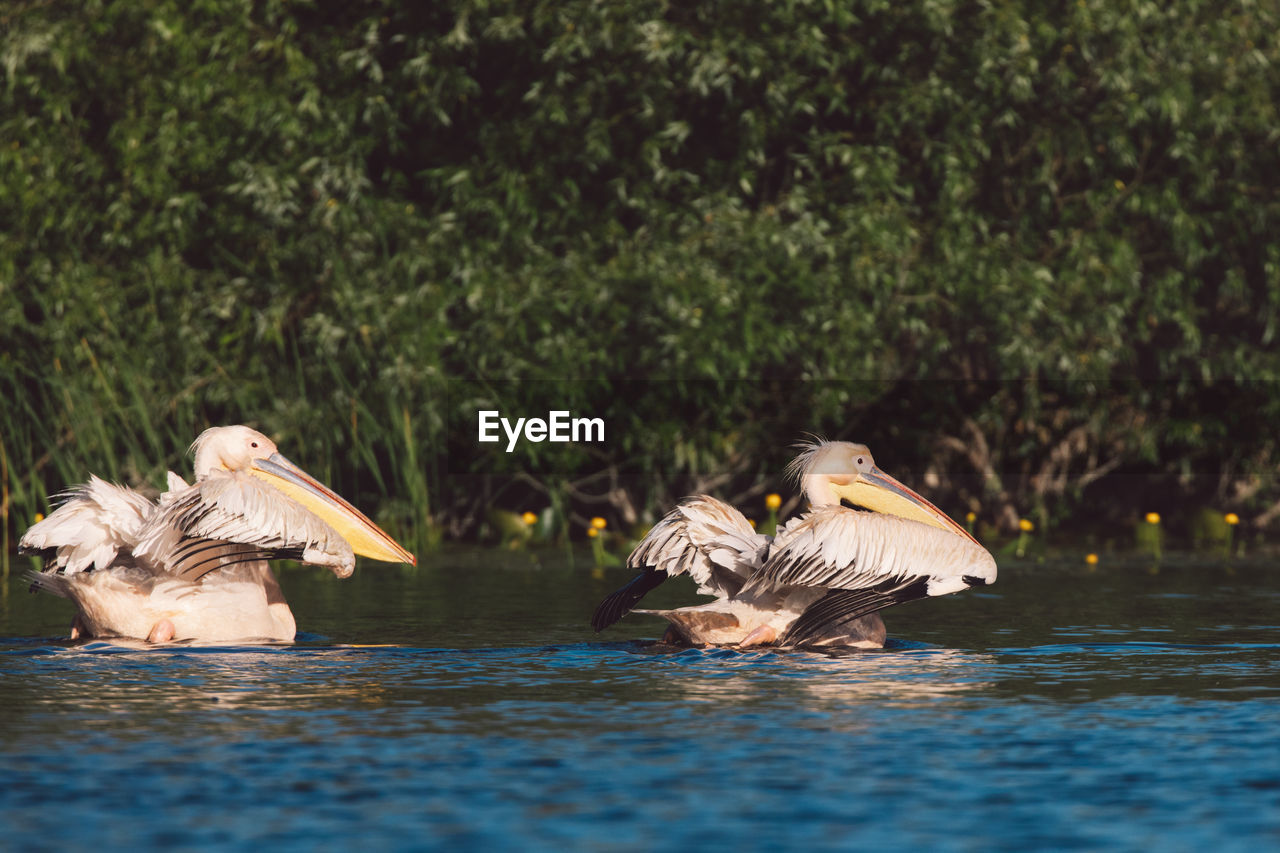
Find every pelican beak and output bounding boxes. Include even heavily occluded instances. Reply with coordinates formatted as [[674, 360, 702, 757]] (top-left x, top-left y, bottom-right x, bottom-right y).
[[830, 467, 979, 545], [249, 454, 417, 565]]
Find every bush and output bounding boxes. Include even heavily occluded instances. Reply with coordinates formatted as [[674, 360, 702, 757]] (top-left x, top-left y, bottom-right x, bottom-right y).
[[3, 0, 1278, 547]]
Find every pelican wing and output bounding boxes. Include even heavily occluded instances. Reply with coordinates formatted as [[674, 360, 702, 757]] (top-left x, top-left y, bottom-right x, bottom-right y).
[[630, 495, 767, 590], [592, 496, 769, 632], [134, 470, 355, 580], [19, 476, 155, 574], [779, 580, 929, 645], [744, 506, 997, 645]]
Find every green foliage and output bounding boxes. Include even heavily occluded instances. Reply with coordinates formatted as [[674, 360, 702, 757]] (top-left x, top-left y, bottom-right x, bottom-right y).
[[3, 0, 1279, 548]]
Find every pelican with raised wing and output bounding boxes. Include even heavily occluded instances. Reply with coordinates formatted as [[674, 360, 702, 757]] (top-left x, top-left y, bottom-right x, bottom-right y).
[[20, 425, 415, 643], [591, 440, 995, 648]]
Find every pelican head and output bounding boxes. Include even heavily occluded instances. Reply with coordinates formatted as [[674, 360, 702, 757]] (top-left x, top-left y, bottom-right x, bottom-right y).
[[191, 426, 416, 565], [787, 439, 976, 544], [192, 425, 280, 477]]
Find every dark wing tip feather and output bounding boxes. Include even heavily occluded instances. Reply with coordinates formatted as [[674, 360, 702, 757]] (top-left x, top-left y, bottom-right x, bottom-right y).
[[781, 577, 932, 646], [781, 589, 889, 646], [591, 568, 669, 632], [170, 539, 307, 581], [18, 547, 60, 590]]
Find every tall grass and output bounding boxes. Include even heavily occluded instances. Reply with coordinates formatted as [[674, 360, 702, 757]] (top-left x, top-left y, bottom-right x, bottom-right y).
[[2, 274, 443, 561]]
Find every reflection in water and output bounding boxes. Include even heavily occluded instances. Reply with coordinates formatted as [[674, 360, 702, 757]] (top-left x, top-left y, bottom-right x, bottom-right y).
[[2, 644, 405, 727], [627, 644, 997, 710]]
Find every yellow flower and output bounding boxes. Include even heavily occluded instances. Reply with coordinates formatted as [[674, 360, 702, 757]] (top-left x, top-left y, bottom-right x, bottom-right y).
[[326, 198, 338, 208], [765, 493, 782, 510], [521, 511, 537, 526], [1085, 553, 1099, 565], [748, 518, 757, 529], [34, 512, 44, 523], [1224, 512, 1240, 526], [590, 516, 607, 530], [1018, 519, 1034, 532], [965, 511, 977, 523], [587, 527, 599, 538], [1145, 512, 1160, 525]]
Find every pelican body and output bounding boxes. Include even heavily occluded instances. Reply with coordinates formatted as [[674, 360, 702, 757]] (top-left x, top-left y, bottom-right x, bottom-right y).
[[20, 426, 415, 643], [592, 440, 996, 649]]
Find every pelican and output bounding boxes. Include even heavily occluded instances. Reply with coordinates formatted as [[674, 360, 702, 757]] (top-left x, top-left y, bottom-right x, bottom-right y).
[[19, 425, 415, 643], [591, 440, 996, 648]]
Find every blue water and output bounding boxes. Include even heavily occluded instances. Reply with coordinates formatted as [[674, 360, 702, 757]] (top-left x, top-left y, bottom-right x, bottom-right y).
[[2, 552, 1279, 850]]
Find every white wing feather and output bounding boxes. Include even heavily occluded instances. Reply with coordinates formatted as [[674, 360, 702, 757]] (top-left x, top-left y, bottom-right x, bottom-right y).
[[161, 471, 190, 503], [750, 505, 997, 596], [18, 476, 155, 574], [134, 470, 355, 577], [628, 495, 769, 597]]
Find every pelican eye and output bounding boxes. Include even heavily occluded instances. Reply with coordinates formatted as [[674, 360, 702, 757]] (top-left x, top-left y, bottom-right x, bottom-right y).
[[250, 442, 259, 448]]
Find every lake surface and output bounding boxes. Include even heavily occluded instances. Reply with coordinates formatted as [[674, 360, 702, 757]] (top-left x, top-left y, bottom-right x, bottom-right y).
[[2, 548, 1279, 851]]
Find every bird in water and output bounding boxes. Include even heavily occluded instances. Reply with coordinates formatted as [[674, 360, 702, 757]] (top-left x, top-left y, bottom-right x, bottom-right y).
[[20, 425, 415, 643], [591, 440, 996, 649]]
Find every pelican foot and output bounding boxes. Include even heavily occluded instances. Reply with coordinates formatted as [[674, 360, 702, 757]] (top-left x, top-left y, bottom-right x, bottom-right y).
[[69, 613, 87, 640], [738, 625, 778, 647], [147, 619, 176, 643]]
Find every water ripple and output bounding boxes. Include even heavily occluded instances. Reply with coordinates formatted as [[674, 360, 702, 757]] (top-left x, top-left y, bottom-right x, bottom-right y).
[[4, 557, 1280, 849]]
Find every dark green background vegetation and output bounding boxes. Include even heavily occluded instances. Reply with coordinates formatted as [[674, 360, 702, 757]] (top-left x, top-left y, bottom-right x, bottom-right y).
[[3, 0, 1278, 551]]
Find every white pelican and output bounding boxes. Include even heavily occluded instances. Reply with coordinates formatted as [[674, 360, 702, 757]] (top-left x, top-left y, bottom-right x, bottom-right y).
[[20, 425, 415, 643], [591, 440, 996, 648]]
